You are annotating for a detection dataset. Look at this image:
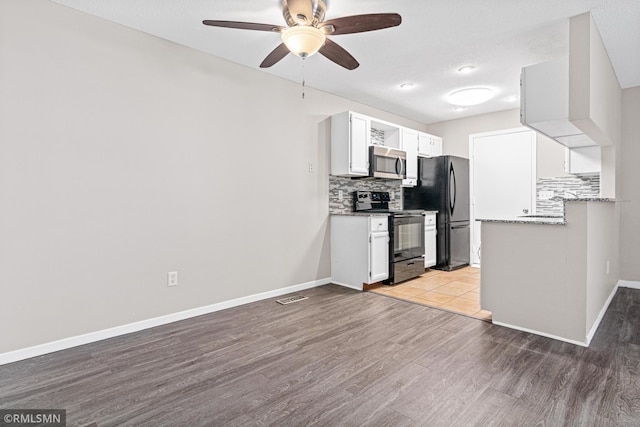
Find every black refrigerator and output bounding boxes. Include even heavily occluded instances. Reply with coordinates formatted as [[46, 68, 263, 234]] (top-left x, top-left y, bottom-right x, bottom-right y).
[[403, 156, 470, 271]]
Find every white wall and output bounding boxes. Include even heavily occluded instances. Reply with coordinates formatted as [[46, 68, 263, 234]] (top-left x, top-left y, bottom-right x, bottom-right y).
[[619, 86, 640, 280], [0, 0, 425, 354], [481, 200, 618, 345], [426, 108, 568, 178], [569, 13, 622, 198]]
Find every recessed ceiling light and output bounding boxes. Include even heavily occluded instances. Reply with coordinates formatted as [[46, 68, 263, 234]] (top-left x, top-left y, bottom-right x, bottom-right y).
[[399, 82, 414, 90], [453, 106, 467, 112], [457, 65, 476, 74], [505, 95, 519, 102], [447, 87, 494, 106]]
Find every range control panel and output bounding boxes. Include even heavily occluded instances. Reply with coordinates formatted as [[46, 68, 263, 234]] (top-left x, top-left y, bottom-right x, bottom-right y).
[[354, 191, 391, 211]]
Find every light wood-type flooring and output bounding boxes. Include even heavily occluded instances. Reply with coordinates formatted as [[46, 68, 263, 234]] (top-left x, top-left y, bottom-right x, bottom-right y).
[[368, 266, 492, 320], [2, 285, 640, 426]]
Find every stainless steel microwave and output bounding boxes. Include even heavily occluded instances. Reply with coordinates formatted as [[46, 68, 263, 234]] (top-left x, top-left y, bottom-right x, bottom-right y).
[[369, 146, 406, 179]]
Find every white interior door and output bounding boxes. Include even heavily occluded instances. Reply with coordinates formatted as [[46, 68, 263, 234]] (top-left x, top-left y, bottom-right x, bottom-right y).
[[470, 128, 536, 266]]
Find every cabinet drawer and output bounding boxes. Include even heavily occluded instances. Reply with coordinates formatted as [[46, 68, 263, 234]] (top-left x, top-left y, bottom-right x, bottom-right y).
[[369, 216, 388, 232], [424, 214, 436, 226]]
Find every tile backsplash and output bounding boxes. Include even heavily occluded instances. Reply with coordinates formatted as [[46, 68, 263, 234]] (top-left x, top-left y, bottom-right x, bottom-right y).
[[536, 175, 600, 215], [329, 174, 599, 216], [329, 176, 402, 214], [370, 129, 385, 146]]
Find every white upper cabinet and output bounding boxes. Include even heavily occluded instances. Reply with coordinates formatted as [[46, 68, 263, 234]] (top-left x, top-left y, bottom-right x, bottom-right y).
[[520, 58, 597, 148], [331, 111, 442, 178], [331, 111, 370, 176], [401, 128, 419, 186], [564, 146, 601, 175], [418, 132, 443, 158]]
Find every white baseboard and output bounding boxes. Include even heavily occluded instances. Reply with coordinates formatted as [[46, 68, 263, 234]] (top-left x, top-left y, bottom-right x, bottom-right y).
[[586, 282, 620, 345], [495, 280, 640, 348], [491, 320, 589, 347], [618, 280, 640, 289], [0, 277, 331, 366]]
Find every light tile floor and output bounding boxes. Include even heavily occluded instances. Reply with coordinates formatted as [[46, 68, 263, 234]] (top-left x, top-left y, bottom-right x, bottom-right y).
[[367, 266, 492, 321]]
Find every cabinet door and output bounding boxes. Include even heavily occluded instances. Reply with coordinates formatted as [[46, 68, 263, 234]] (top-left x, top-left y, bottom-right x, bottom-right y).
[[564, 146, 601, 175], [424, 214, 437, 267], [401, 128, 419, 181], [350, 113, 370, 175], [424, 227, 437, 268], [431, 136, 443, 156], [369, 231, 389, 283], [418, 132, 431, 157]]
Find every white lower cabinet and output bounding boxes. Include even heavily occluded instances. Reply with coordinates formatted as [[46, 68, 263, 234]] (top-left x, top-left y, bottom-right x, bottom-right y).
[[424, 213, 437, 268], [331, 215, 389, 290], [369, 231, 390, 282]]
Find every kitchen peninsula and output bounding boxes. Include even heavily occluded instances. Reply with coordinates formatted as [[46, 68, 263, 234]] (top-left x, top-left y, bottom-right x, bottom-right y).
[[479, 198, 618, 346]]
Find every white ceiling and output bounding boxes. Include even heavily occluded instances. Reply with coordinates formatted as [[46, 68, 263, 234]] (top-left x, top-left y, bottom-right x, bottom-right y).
[[51, 0, 640, 124]]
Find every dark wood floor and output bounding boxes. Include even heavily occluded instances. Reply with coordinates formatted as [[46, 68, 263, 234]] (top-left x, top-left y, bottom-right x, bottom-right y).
[[2, 285, 640, 426]]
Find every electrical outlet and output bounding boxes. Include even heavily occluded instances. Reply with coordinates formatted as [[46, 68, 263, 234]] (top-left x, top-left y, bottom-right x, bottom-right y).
[[338, 190, 343, 201], [168, 271, 178, 287], [539, 191, 554, 200], [308, 162, 314, 173]]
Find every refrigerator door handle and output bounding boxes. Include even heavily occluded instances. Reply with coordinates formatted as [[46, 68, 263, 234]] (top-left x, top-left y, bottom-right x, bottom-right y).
[[451, 224, 468, 230], [449, 163, 457, 215]]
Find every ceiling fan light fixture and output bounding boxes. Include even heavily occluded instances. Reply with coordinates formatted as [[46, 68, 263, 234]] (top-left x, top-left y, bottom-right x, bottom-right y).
[[281, 25, 326, 58], [447, 87, 494, 106]]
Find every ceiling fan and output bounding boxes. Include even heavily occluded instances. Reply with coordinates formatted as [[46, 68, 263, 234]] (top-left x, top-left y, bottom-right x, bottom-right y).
[[203, 0, 401, 70]]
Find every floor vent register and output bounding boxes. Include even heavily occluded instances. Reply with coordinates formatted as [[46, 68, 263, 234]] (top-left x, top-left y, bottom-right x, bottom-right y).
[[276, 295, 308, 305]]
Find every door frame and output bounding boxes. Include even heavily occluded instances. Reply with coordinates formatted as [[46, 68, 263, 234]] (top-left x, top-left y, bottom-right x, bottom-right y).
[[469, 127, 537, 267]]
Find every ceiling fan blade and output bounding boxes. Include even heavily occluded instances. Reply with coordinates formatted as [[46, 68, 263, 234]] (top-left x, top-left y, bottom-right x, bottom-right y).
[[260, 43, 291, 68], [320, 13, 401, 35], [319, 39, 359, 70], [284, 0, 315, 25], [202, 20, 284, 32]]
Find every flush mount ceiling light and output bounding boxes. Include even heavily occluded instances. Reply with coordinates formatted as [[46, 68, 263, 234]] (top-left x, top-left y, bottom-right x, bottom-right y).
[[447, 87, 495, 106], [281, 25, 326, 58], [457, 65, 476, 74], [399, 82, 414, 89], [453, 106, 467, 112], [504, 95, 519, 102]]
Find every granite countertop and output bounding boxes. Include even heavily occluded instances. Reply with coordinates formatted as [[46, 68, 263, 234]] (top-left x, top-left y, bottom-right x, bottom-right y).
[[477, 215, 566, 225], [331, 209, 438, 216], [553, 197, 617, 202], [477, 198, 617, 225], [331, 212, 390, 217]]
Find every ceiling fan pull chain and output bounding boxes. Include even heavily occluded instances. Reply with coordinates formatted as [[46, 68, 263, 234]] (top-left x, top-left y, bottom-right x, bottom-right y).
[[302, 57, 306, 99]]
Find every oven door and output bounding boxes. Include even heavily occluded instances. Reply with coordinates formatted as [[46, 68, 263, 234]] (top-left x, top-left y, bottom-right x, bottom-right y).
[[392, 214, 425, 263], [370, 146, 406, 179]]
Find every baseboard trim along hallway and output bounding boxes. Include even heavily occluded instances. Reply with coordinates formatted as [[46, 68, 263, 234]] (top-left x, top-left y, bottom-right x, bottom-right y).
[[0, 277, 331, 366]]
